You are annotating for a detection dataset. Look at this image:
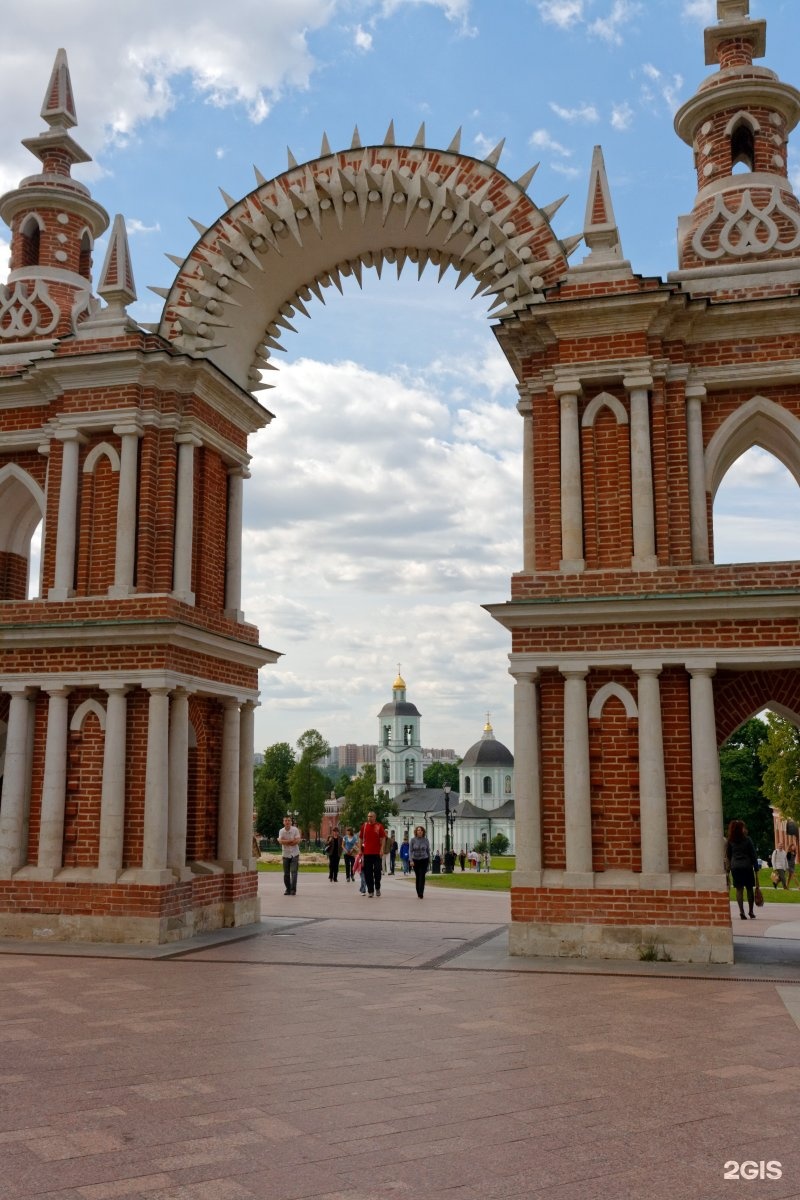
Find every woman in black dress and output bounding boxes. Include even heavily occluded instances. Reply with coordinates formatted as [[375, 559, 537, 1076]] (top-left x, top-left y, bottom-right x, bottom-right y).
[[726, 819, 759, 920], [325, 827, 343, 882]]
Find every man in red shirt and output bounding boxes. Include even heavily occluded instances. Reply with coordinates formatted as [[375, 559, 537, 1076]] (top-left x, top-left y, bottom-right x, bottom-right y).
[[359, 811, 386, 898]]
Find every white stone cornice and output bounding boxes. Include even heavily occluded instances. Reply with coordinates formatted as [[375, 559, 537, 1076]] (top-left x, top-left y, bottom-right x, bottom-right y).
[[0, 428, 52, 452], [489, 589, 800, 632], [0, 616, 279, 671], [692, 359, 800, 391], [0, 349, 274, 435], [0, 668, 260, 704], [508, 645, 800, 672]]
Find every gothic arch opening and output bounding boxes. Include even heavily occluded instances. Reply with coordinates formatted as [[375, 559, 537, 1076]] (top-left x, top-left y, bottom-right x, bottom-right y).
[[713, 447, 800, 563], [0, 465, 45, 600]]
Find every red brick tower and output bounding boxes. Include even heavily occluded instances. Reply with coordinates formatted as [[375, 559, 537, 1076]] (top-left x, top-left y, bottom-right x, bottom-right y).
[[0, 52, 276, 942], [488, 0, 800, 964]]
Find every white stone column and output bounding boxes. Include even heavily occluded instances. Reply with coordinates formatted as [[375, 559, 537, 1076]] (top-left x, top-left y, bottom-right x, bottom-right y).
[[98, 685, 128, 876], [0, 686, 35, 876], [217, 699, 241, 868], [686, 384, 710, 564], [49, 430, 86, 600], [561, 667, 593, 881], [142, 687, 170, 875], [224, 466, 249, 621], [555, 381, 585, 572], [167, 688, 190, 873], [238, 700, 256, 864], [172, 434, 200, 604], [512, 670, 542, 883], [37, 687, 71, 873], [109, 424, 142, 598], [625, 372, 657, 570], [518, 391, 536, 573], [37, 440, 50, 599], [688, 663, 724, 885], [636, 665, 669, 882]]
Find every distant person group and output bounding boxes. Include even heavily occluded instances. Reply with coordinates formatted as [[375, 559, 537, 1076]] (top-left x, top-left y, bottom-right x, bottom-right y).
[[277, 813, 442, 899]]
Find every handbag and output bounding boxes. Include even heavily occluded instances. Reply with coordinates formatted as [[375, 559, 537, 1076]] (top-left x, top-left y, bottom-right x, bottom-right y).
[[771, 870, 780, 884], [754, 885, 764, 907]]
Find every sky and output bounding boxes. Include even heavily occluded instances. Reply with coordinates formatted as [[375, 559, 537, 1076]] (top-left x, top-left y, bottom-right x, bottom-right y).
[[1, 0, 800, 759]]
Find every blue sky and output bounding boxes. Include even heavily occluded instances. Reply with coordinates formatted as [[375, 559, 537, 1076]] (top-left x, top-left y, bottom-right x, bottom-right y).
[[1, 0, 799, 758]]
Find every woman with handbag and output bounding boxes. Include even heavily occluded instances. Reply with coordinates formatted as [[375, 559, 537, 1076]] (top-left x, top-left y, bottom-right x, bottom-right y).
[[726, 819, 759, 920]]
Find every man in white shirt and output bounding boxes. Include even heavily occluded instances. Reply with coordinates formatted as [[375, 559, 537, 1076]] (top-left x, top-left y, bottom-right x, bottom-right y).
[[278, 815, 301, 895], [771, 845, 788, 890]]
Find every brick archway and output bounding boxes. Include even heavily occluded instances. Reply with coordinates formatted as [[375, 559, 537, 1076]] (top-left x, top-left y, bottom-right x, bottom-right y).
[[156, 142, 573, 393]]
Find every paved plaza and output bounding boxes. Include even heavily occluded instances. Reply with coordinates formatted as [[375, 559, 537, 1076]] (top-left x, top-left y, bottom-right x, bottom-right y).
[[2, 870, 800, 1200]]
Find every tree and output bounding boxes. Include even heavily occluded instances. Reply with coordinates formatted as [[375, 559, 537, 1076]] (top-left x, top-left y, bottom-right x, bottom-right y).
[[339, 763, 397, 830], [253, 741, 296, 839], [288, 729, 331, 839], [759, 712, 800, 825], [423, 761, 460, 791], [719, 717, 773, 853], [490, 832, 510, 856]]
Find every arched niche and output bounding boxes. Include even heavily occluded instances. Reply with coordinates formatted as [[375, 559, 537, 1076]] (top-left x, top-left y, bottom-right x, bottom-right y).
[[157, 138, 575, 392], [589, 681, 638, 720], [70, 698, 107, 733]]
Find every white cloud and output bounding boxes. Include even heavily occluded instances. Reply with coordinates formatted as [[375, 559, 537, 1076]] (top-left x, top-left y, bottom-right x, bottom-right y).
[[611, 101, 634, 131], [588, 0, 642, 46], [682, 0, 715, 21], [125, 218, 161, 236], [0, 237, 9, 279], [529, 128, 573, 157], [549, 100, 599, 123], [536, 0, 584, 29], [640, 62, 685, 113], [378, 0, 476, 35], [551, 162, 582, 178], [0, 0, 335, 192], [473, 131, 502, 157], [241, 351, 521, 748], [354, 24, 374, 50]]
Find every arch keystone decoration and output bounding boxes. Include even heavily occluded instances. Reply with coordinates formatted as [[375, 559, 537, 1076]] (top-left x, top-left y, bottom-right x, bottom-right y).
[[155, 136, 577, 392]]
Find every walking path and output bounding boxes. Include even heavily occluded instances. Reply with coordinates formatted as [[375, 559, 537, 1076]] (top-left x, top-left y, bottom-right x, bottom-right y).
[[2, 870, 800, 1199]]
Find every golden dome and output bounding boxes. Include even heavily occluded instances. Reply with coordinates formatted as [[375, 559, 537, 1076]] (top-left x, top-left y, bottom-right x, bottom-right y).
[[393, 673, 406, 690]]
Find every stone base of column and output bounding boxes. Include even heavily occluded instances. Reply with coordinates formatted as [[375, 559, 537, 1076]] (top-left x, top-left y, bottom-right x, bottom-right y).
[[0, 870, 260, 945], [510, 885, 734, 964]]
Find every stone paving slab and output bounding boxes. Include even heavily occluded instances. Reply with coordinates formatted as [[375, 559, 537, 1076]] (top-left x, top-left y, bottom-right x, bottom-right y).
[[3, 875, 800, 1198]]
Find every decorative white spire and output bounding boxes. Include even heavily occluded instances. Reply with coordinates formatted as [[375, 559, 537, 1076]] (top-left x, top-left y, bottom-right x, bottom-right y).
[[41, 48, 78, 130], [572, 145, 631, 276]]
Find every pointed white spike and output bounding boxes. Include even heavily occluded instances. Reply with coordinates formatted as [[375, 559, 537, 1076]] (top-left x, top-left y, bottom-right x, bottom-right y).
[[395, 250, 408, 278], [166, 253, 185, 267], [219, 188, 237, 210], [454, 263, 473, 290], [561, 232, 584, 257], [447, 127, 462, 153], [350, 259, 363, 288], [541, 194, 568, 222], [483, 137, 505, 167], [320, 131, 332, 157], [373, 256, 383, 280], [516, 163, 539, 192], [351, 125, 362, 149], [328, 265, 344, 293], [383, 119, 395, 145], [253, 165, 268, 186], [287, 146, 298, 169], [413, 122, 426, 147], [416, 251, 429, 280], [291, 294, 311, 318], [438, 259, 450, 282], [308, 278, 326, 304], [261, 335, 285, 352], [274, 314, 298, 334], [148, 285, 171, 299], [189, 217, 208, 235]]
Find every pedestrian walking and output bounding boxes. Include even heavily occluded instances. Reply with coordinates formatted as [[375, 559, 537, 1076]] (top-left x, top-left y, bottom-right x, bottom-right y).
[[360, 811, 386, 898], [277, 815, 301, 896], [410, 825, 431, 899], [399, 832, 410, 875], [771, 845, 789, 889], [325, 826, 343, 882], [726, 819, 758, 919], [343, 827, 359, 881], [787, 846, 797, 890]]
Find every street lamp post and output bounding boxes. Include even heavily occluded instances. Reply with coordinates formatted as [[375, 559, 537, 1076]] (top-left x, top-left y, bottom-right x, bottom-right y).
[[443, 784, 454, 873]]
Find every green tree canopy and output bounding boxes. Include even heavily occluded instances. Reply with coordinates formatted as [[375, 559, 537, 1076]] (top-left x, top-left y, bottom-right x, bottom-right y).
[[339, 763, 397, 831], [758, 712, 800, 825], [287, 729, 331, 839], [720, 717, 773, 853], [423, 761, 460, 790], [254, 741, 297, 839]]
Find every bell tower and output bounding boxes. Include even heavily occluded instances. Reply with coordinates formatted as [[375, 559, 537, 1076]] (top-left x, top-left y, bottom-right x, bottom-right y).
[[488, 0, 800, 965]]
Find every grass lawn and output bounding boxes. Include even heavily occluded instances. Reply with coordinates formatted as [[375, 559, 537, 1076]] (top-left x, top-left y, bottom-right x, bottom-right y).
[[740, 869, 800, 903], [257, 862, 328, 873], [426, 870, 511, 891]]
